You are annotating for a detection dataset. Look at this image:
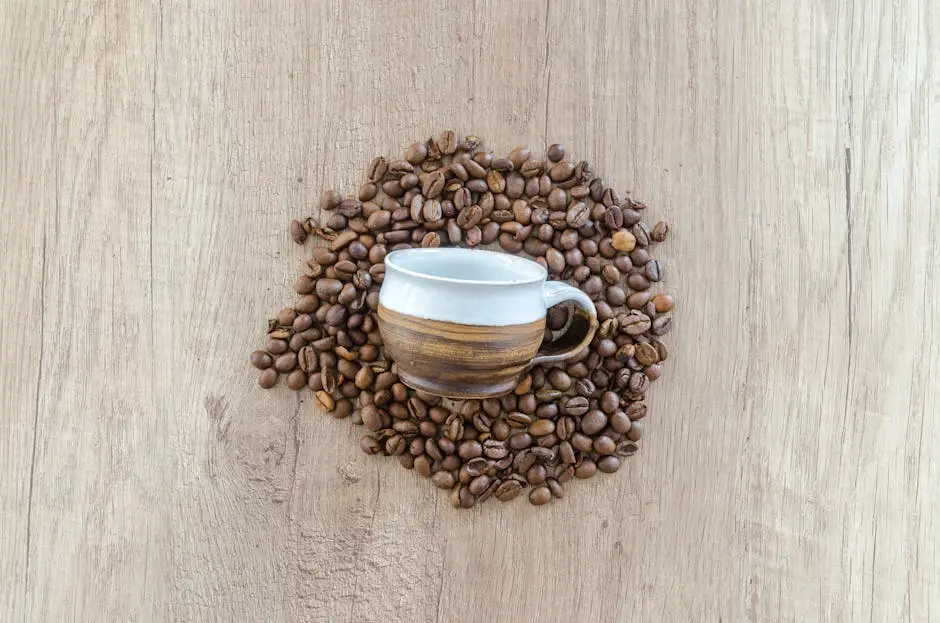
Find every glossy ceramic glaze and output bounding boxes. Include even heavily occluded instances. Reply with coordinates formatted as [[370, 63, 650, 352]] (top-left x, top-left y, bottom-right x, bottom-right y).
[[377, 248, 598, 398]]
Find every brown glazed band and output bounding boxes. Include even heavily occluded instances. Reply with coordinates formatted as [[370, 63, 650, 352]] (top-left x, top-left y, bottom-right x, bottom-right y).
[[377, 304, 545, 398]]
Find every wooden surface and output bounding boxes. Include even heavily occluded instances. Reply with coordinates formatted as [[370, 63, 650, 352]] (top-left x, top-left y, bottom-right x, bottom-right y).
[[1, 1, 937, 621]]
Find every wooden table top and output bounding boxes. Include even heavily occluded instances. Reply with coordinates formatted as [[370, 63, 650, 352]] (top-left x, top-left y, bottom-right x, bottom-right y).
[[2, 1, 937, 621]]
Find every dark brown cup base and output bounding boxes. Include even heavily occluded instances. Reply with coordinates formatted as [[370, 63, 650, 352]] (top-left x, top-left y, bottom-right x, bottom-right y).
[[398, 369, 519, 400]]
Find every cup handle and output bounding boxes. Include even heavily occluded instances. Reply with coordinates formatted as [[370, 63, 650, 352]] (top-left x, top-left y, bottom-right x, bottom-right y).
[[530, 281, 599, 367]]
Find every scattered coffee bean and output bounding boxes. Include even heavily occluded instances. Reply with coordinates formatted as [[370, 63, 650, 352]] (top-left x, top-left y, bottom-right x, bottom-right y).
[[256, 134, 672, 508], [529, 486, 552, 505]]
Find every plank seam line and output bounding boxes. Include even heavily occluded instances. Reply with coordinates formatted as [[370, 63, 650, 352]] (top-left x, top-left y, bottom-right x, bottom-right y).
[[24, 228, 46, 600], [543, 0, 551, 145]]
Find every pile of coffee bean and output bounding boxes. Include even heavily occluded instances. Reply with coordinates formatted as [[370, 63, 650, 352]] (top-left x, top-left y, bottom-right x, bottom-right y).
[[251, 133, 673, 507]]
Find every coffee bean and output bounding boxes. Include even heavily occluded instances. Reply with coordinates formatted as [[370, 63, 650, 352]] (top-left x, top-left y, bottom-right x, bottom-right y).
[[250, 350, 273, 369], [629, 372, 650, 393], [611, 229, 636, 252], [574, 460, 597, 479], [580, 410, 608, 435], [606, 286, 627, 306], [529, 486, 551, 505], [526, 464, 548, 485], [422, 171, 445, 199], [405, 141, 427, 164], [498, 232, 523, 252], [290, 219, 308, 245], [547, 188, 567, 211], [634, 342, 659, 366], [456, 205, 483, 229], [458, 440, 483, 460], [571, 432, 594, 453], [541, 247, 565, 273], [258, 368, 278, 388], [509, 432, 534, 450], [649, 220, 669, 242], [431, 470, 455, 489], [583, 275, 604, 299], [261, 137, 672, 507], [621, 313, 652, 335], [651, 315, 672, 335], [610, 410, 632, 434], [274, 352, 297, 373], [651, 293, 674, 313], [468, 474, 491, 496], [597, 456, 621, 473], [625, 274, 648, 292], [627, 420, 644, 441], [566, 202, 590, 228], [528, 419, 555, 437], [315, 390, 335, 412], [564, 396, 590, 417], [559, 440, 576, 465], [546, 143, 566, 162], [319, 189, 343, 212], [495, 480, 524, 502], [359, 435, 382, 455], [286, 369, 307, 390]]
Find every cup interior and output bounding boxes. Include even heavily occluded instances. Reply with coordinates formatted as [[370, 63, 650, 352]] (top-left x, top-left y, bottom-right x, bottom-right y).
[[385, 248, 545, 285]]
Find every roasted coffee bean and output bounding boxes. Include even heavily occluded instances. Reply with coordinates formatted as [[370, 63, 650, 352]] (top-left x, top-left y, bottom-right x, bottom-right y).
[[274, 352, 297, 372], [250, 350, 273, 370], [526, 464, 548, 485], [258, 368, 278, 388], [651, 220, 669, 242], [635, 342, 659, 366], [574, 378, 595, 397], [627, 420, 644, 441], [529, 486, 551, 505], [559, 440, 576, 464], [458, 440, 483, 460], [621, 313, 652, 335], [320, 189, 343, 211], [566, 202, 590, 228], [483, 438, 509, 459], [257, 136, 672, 507], [597, 456, 621, 473], [574, 460, 597, 479], [611, 229, 636, 252], [401, 142, 427, 166], [597, 339, 617, 358], [546, 143, 566, 162], [528, 419, 555, 437], [610, 410, 632, 434], [548, 368, 572, 391], [652, 293, 675, 312], [359, 435, 382, 455], [315, 390, 335, 412], [571, 432, 594, 453], [495, 480, 524, 502], [431, 470, 455, 489], [580, 410, 608, 435]]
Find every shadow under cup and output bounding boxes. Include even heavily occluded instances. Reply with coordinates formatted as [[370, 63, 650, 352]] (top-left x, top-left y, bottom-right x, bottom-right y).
[[376, 248, 596, 399]]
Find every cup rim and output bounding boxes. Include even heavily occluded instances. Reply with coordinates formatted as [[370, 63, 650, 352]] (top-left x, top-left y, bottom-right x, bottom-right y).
[[384, 247, 547, 286]]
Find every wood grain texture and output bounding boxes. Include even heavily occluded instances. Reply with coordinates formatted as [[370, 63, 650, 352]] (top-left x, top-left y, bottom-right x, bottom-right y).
[[0, 0, 937, 621]]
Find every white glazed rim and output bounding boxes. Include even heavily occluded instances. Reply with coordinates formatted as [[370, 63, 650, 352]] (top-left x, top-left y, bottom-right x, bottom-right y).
[[384, 247, 547, 286]]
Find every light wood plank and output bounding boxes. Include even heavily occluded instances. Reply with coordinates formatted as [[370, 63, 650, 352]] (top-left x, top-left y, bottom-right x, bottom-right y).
[[0, 2, 58, 620], [841, 1, 940, 619], [15, 1, 164, 620], [0, 0, 936, 621]]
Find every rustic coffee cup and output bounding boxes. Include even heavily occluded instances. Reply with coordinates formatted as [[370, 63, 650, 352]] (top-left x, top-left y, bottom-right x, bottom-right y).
[[376, 248, 598, 398]]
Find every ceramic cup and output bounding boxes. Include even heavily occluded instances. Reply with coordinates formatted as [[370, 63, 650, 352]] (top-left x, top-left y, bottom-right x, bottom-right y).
[[376, 247, 598, 399]]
